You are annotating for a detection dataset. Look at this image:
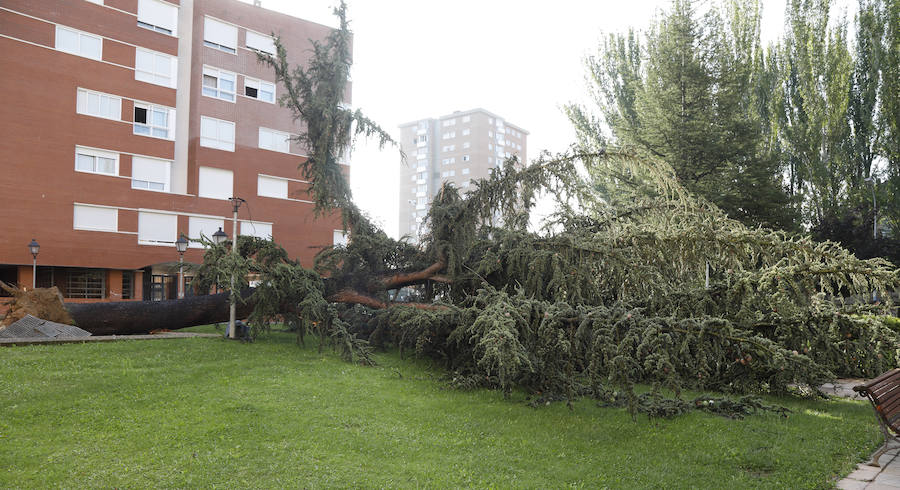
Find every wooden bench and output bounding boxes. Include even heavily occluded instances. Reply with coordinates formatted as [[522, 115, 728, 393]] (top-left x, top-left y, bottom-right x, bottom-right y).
[[854, 368, 900, 466]]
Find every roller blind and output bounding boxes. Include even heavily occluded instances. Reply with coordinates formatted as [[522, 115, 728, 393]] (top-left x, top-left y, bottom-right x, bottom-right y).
[[204, 17, 237, 50], [245, 31, 276, 55], [188, 216, 224, 247], [138, 211, 177, 244], [132, 157, 170, 190], [240, 221, 272, 240], [73, 205, 117, 232], [198, 166, 233, 200], [138, 0, 178, 35], [257, 175, 288, 199]]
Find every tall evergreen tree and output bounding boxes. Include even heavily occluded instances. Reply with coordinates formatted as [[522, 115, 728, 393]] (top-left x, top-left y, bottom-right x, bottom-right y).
[[571, 0, 795, 229]]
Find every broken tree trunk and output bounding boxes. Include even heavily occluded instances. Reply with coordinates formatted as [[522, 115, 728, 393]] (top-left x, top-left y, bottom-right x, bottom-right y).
[[65, 290, 256, 335], [1, 281, 256, 336]]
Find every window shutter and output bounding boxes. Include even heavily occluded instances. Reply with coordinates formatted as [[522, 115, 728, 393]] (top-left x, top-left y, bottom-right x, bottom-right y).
[[198, 166, 233, 200], [257, 175, 288, 199], [74, 205, 118, 232], [138, 0, 178, 35], [204, 17, 237, 49], [138, 211, 177, 244]]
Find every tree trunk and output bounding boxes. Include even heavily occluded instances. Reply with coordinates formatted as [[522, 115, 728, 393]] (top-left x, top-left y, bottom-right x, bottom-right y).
[[65, 290, 255, 336]]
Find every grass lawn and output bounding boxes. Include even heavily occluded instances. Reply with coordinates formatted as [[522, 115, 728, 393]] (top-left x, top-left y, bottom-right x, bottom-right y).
[[0, 327, 882, 488]]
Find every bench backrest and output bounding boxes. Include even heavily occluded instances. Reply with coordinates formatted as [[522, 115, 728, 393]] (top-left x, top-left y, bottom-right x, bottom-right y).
[[855, 368, 900, 433]]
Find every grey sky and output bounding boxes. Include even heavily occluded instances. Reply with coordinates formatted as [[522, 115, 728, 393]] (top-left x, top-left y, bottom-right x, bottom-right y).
[[243, 0, 854, 237]]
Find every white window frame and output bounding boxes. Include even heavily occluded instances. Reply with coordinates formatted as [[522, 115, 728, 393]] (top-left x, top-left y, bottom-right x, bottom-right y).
[[333, 230, 349, 247], [73, 204, 118, 232], [133, 102, 174, 140], [200, 116, 235, 152], [135, 48, 177, 88], [75, 146, 119, 176], [131, 156, 171, 192], [202, 66, 236, 102], [55, 25, 102, 61], [244, 77, 275, 103], [76, 88, 121, 121], [137, 0, 178, 36], [258, 127, 290, 153]]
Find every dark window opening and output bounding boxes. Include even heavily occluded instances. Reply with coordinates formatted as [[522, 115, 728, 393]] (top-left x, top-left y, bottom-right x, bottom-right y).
[[134, 106, 147, 124], [66, 269, 105, 299], [122, 271, 134, 300], [245, 86, 258, 98]]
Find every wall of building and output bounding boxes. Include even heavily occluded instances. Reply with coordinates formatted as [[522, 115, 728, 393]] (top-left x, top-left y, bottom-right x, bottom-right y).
[[0, 0, 347, 300]]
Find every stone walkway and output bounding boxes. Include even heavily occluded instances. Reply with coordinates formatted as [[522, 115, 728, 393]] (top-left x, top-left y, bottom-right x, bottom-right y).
[[830, 379, 900, 489]]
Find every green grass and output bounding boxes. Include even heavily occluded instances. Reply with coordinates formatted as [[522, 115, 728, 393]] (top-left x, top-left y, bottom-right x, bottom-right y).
[[0, 331, 882, 488]]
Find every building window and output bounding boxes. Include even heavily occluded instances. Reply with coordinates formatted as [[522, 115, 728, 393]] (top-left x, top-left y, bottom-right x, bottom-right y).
[[241, 221, 273, 240], [258, 175, 288, 199], [258, 127, 290, 153], [245, 30, 276, 55], [135, 48, 177, 88], [202, 67, 236, 102], [462, 142, 470, 149], [442, 132, 455, 139], [333, 230, 349, 246], [76, 89, 121, 121], [138, 211, 177, 245], [121, 271, 134, 300], [442, 119, 456, 127], [462, 155, 470, 162], [137, 0, 178, 36], [441, 157, 455, 165], [200, 116, 235, 151], [73, 204, 118, 232], [198, 166, 233, 200], [56, 26, 101, 60], [462, 129, 470, 136], [75, 147, 118, 176], [66, 269, 106, 299], [133, 103, 173, 139], [131, 156, 171, 192], [462, 168, 470, 174], [204, 17, 237, 54], [417, 184, 427, 193], [189, 216, 225, 247], [416, 171, 427, 180], [244, 77, 275, 103]]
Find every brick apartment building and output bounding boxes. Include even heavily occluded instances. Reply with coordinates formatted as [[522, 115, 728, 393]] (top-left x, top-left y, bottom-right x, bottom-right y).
[[398, 109, 528, 240], [0, 0, 347, 302]]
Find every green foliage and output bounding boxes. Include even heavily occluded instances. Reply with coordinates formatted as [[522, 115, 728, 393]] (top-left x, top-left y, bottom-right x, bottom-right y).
[[571, 0, 795, 229], [257, 1, 396, 215]]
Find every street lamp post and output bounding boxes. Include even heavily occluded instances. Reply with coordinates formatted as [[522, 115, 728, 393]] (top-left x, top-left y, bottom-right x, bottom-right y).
[[865, 176, 877, 239], [28, 239, 40, 289], [227, 197, 244, 339], [175, 235, 189, 299]]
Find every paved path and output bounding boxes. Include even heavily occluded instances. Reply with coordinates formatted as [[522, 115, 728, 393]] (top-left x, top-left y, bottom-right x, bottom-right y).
[[0, 331, 220, 346], [830, 379, 900, 489]]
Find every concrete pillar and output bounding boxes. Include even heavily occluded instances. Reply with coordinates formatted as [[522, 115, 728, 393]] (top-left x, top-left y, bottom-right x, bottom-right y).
[[16, 265, 32, 290], [134, 271, 144, 301], [108, 270, 123, 301], [172, 0, 194, 194]]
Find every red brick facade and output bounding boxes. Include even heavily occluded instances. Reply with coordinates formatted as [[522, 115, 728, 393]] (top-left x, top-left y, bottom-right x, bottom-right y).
[[0, 0, 346, 301]]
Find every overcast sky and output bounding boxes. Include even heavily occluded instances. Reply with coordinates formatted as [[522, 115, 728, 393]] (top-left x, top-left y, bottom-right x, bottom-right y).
[[243, 0, 854, 237]]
